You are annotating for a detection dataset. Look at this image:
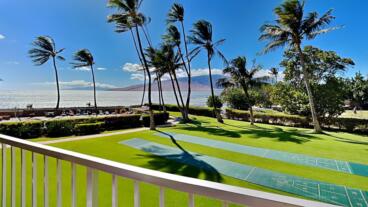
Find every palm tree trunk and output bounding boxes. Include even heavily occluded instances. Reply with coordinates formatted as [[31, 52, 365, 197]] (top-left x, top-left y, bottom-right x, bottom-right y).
[[130, 30, 146, 107], [207, 53, 223, 123], [169, 73, 185, 118], [180, 21, 192, 117], [52, 57, 60, 110], [243, 88, 255, 125], [157, 78, 162, 112], [135, 26, 155, 130], [158, 77, 166, 113], [296, 44, 322, 133], [90, 65, 97, 113], [172, 71, 188, 121]]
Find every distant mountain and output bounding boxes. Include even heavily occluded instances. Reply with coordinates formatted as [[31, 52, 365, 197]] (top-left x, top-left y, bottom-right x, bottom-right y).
[[109, 75, 224, 91]]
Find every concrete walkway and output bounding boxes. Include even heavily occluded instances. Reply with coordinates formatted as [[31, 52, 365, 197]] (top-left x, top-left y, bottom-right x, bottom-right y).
[[39, 127, 148, 145]]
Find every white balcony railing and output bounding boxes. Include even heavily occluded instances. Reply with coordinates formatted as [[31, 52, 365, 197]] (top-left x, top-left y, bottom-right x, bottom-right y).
[[0, 134, 338, 207]]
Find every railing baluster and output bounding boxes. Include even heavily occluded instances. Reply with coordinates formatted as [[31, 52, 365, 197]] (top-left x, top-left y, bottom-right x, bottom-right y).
[[57, 159, 62, 207], [44, 156, 49, 207], [188, 193, 194, 207], [21, 149, 26, 207], [134, 180, 140, 207], [87, 167, 98, 207], [11, 147, 15, 207], [2, 144, 7, 207], [71, 162, 76, 207], [159, 186, 165, 207], [32, 152, 37, 207], [112, 174, 117, 207]]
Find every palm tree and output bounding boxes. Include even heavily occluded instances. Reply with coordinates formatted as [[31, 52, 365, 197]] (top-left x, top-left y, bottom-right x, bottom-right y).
[[218, 56, 268, 125], [29, 36, 65, 109], [71, 49, 98, 111], [146, 45, 186, 119], [107, 12, 147, 107], [108, 0, 156, 130], [269, 67, 279, 83], [163, 25, 190, 120], [189, 20, 226, 123], [167, 3, 193, 113], [259, 0, 337, 133]]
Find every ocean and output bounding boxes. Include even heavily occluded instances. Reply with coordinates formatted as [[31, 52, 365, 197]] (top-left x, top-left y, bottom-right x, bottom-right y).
[[0, 90, 221, 109]]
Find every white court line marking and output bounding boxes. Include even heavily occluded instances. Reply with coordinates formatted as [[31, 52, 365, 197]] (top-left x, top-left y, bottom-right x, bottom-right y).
[[360, 190, 368, 206], [344, 187, 353, 207], [244, 167, 256, 180]]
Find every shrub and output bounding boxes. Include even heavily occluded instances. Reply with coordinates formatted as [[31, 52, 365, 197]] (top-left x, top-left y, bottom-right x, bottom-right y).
[[142, 112, 170, 127], [151, 104, 216, 118], [74, 122, 104, 135], [221, 88, 250, 110], [44, 120, 76, 137], [99, 114, 142, 130], [0, 121, 43, 139], [206, 95, 223, 108]]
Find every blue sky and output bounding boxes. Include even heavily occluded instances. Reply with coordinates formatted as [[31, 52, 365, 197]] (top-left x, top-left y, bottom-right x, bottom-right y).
[[0, 0, 367, 90]]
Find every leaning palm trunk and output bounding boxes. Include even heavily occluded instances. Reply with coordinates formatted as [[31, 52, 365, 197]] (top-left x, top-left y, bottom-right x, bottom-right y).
[[180, 21, 192, 121], [169, 73, 185, 118], [207, 54, 223, 123], [157, 79, 162, 111], [135, 26, 155, 130], [296, 45, 322, 133], [172, 71, 189, 121], [158, 77, 166, 113], [52, 57, 60, 110], [90, 65, 98, 112], [130, 30, 146, 107]]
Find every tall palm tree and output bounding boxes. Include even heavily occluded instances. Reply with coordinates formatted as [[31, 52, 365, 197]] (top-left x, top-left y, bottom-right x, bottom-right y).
[[108, 0, 156, 130], [218, 56, 268, 125], [269, 67, 279, 83], [163, 25, 190, 120], [71, 49, 98, 111], [259, 0, 337, 133], [189, 20, 227, 123], [146, 45, 186, 119], [107, 12, 147, 107], [29, 36, 65, 109], [167, 3, 193, 113]]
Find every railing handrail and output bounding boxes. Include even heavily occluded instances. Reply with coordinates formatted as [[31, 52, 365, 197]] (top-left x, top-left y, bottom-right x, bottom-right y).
[[0, 134, 338, 207]]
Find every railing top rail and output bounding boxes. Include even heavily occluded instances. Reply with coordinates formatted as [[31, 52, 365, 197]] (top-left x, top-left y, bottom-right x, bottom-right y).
[[0, 134, 338, 207]]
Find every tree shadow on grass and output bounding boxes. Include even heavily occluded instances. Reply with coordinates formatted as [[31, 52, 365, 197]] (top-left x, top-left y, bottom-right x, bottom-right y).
[[176, 120, 242, 138], [138, 130, 223, 182]]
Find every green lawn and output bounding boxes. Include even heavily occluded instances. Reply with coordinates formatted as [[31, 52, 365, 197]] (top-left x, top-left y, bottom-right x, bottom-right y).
[[2, 113, 368, 206]]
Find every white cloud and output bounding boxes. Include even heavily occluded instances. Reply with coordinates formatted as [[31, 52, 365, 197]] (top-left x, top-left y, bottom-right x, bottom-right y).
[[0, 34, 5, 40], [97, 67, 107, 71], [256, 69, 285, 81], [35, 80, 117, 89], [75, 66, 90, 71], [123, 63, 143, 72]]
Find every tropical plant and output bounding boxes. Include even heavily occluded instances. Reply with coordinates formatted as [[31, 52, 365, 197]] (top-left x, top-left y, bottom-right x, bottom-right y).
[[259, 0, 339, 133], [146, 45, 188, 120], [221, 88, 250, 110], [167, 3, 193, 112], [217, 56, 268, 125], [107, 0, 156, 130], [28, 36, 65, 109], [189, 20, 227, 123], [206, 95, 223, 109], [269, 67, 279, 83], [71, 49, 98, 110]]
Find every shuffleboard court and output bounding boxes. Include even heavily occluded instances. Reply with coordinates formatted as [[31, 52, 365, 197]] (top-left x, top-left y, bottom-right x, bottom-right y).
[[154, 132, 368, 177], [121, 138, 368, 207]]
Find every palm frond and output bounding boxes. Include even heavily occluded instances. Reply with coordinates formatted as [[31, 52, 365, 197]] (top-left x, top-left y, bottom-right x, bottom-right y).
[[167, 3, 184, 23]]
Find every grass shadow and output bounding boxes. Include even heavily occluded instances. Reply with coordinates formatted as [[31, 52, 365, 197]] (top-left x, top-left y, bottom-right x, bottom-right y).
[[138, 130, 223, 182]]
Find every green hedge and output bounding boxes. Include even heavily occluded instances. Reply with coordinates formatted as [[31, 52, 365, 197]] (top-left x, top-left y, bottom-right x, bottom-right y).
[[151, 104, 216, 118], [74, 122, 105, 135], [0, 112, 170, 139], [225, 109, 310, 128], [225, 109, 368, 133], [0, 121, 43, 139]]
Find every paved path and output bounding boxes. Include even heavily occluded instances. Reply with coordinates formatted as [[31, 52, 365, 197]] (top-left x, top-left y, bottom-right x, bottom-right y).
[[39, 127, 148, 145]]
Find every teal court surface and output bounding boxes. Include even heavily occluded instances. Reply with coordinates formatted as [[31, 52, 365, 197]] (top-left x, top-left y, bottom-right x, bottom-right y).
[[154, 132, 368, 177], [121, 138, 368, 207]]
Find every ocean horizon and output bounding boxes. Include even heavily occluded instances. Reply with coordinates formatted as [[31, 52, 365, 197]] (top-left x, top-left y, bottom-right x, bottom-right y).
[[0, 89, 221, 109]]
